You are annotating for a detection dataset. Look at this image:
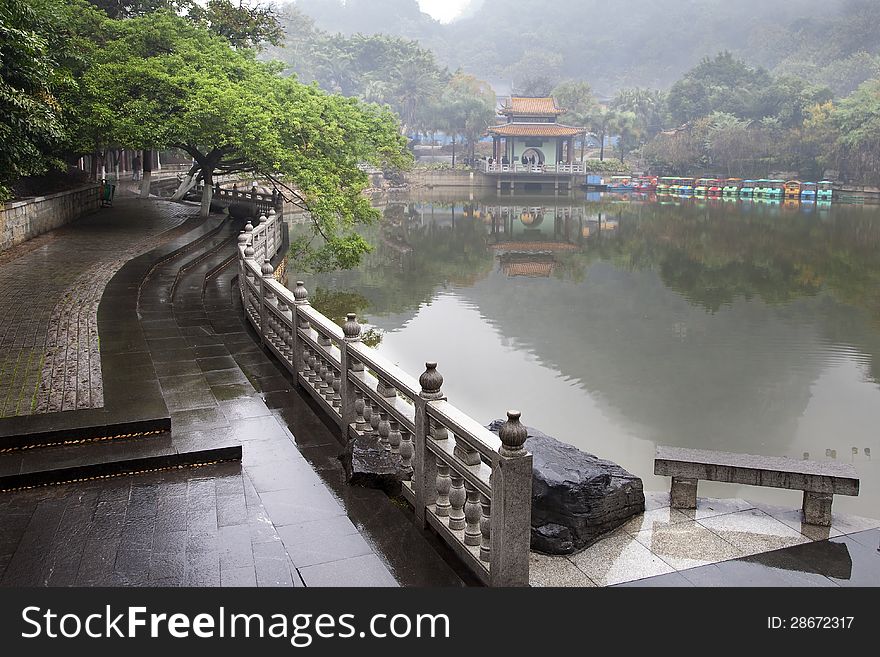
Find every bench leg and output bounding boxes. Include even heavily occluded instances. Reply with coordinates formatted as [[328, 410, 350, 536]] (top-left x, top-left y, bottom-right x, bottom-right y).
[[802, 492, 833, 527], [670, 477, 698, 509]]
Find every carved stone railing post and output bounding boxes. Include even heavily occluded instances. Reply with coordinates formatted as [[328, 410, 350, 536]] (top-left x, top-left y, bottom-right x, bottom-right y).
[[259, 259, 274, 346], [291, 281, 309, 386], [340, 313, 361, 438], [414, 362, 444, 527], [490, 410, 532, 587]]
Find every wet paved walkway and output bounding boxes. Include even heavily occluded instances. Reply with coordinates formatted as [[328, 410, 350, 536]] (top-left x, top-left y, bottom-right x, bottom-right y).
[[0, 199, 192, 417], [0, 196, 465, 587]]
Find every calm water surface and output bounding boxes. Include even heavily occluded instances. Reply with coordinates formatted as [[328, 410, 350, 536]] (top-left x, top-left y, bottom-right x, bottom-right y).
[[293, 192, 880, 518]]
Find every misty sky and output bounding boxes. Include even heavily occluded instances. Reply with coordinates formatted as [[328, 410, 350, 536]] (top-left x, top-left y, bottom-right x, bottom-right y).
[[417, 0, 471, 22]]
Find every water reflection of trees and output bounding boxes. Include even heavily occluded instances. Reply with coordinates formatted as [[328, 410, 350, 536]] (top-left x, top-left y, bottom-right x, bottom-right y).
[[579, 201, 880, 322], [309, 196, 880, 337]]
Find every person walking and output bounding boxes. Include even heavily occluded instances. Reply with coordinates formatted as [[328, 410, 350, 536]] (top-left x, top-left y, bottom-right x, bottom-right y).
[[132, 153, 142, 181]]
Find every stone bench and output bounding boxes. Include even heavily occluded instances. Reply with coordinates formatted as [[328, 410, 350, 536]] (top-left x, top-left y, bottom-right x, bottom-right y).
[[653, 446, 859, 526]]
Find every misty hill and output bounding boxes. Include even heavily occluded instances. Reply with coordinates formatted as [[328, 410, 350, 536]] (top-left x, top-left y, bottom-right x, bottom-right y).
[[290, 0, 880, 96]]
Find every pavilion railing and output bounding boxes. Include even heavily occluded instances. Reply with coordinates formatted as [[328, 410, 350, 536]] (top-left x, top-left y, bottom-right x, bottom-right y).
[[237, 210, 533, 587], [483, 161, 590, 175]]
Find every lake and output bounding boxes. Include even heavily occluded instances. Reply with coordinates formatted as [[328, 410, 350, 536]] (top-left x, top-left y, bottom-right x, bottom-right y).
[[292, 191, 880, 518]]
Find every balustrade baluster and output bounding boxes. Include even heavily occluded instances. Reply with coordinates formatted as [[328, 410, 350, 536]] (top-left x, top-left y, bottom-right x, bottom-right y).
[[464, 482, 482, 546], [435, 463, 451, 517], [388, 419, 401, 455], [399, 427, 414, 478], [302, 347, 312, 380], [370, 398, 381, 436], [354, 391, 367, 430], [448, 474, 466, 530], [479, 494, 491, 562], [377, 410, 390, 450], [331, 368, 342, 409], [362, 398, 374, 437]]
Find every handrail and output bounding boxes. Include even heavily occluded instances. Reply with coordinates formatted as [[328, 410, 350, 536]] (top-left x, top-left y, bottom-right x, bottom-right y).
[[236, 208, 533, 587]]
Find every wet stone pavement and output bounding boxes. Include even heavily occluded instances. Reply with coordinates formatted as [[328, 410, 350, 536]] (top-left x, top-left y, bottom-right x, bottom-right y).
[[0, 199, 194, 417], [0, 197, 467, 587]]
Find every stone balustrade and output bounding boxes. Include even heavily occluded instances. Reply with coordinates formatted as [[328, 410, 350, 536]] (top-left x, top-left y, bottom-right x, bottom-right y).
[[483, 161, 589, 175], [194, 183, 284, 217], [237, 210, 533, 586]]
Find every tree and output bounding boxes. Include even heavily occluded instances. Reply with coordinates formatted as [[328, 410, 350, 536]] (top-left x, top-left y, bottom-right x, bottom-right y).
[[188, 0, 284, 49], [829, 78, 880, 184], [551, 80, 597, 159], [0, 0, 74, 199], [78, 10, 410, 270], [437, 72, 495, 164], [612, 87, 668, 138], [667, 52, 772, 124], [505, 49, 563, 96]]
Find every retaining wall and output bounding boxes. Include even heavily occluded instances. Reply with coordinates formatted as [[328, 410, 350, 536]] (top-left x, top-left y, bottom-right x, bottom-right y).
[[1, 185, 101, 253]]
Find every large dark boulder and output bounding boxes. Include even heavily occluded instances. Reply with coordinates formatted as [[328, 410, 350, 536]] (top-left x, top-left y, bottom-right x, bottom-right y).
[[339, 435, 406, 496], [488, 421, 645, 555]]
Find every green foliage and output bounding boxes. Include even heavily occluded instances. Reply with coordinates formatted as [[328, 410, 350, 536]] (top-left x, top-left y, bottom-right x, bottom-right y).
[[505, 49, 563, 96], [263, 17, 448, 134], [582, 158, 625, 173], [433, 72, 496, 161], [189, 0, 284, 50], [0, 0, 73, 199]]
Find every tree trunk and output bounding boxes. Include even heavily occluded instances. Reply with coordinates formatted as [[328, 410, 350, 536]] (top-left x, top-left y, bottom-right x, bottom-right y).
[[140, 149, 153, 197], [171, 163, 201, 201], [451, 137, 456, 167], [200, 168, 214, 217], [599, 132, 606, 161]]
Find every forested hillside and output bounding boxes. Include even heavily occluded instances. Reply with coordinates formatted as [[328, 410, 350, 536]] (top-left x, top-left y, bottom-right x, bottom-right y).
[[290, 0, 879, 96]]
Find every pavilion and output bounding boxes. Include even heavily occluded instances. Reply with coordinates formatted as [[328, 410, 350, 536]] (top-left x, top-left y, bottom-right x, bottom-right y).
[[488, 96, 586, 167]]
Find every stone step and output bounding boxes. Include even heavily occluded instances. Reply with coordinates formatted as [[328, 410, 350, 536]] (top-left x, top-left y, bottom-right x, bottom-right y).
[[0, 429, 241, 491]]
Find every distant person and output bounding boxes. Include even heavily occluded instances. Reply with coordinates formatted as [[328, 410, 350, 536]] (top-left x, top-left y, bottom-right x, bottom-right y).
[[502, 155, 508, 165], [132, 154, 142, 181], [521, 154, 528, 165]]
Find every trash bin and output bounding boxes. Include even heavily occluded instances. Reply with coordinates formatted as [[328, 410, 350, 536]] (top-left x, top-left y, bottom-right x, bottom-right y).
[[100, 179, 116, 207]]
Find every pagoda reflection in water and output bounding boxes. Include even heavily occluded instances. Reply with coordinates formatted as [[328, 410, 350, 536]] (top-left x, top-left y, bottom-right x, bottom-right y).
[[398, 197, 622, 278]]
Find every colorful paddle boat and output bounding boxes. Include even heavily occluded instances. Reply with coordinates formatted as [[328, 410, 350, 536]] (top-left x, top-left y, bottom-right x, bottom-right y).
[[606, 175, 635, 192], [784, 181, 802, 200], [694, 178, 712, 196], [740, 180, 756, 197], [656, 176, 676, 194], [817, 180, 834, 201], [800, 181, 817, 202], [767, 180, 785, 199], [722, 178, 742, 196]]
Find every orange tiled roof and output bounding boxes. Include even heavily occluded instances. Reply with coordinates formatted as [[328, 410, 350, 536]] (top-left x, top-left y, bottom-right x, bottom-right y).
[[487, 123, 584, 137], [501, 97, 565, 115], [502, 262, 555, 277]]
